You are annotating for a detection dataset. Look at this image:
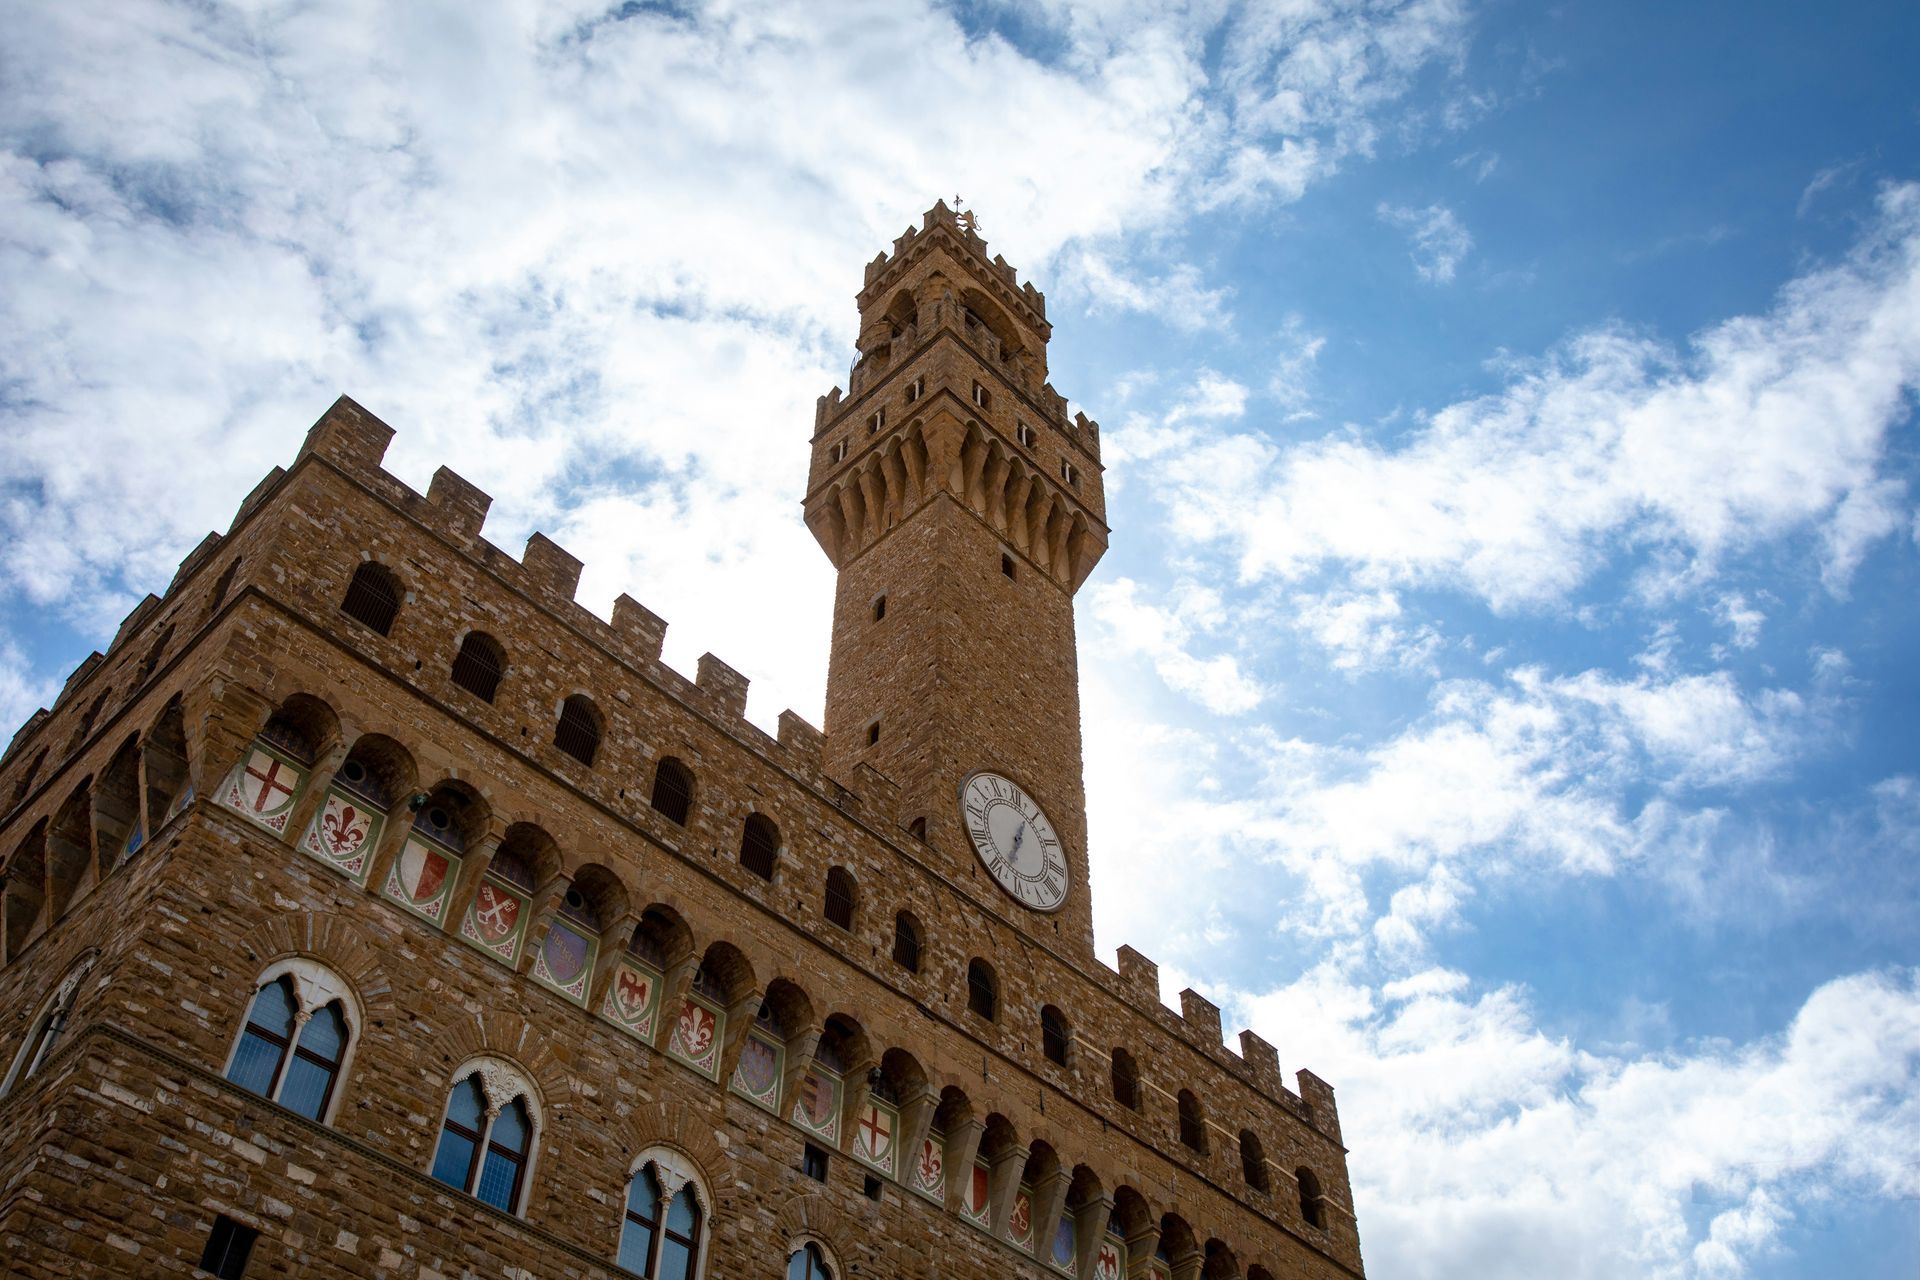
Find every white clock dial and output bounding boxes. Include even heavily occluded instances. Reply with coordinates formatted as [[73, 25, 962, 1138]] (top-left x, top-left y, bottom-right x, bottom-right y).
[[960, 771, 1069, 912]]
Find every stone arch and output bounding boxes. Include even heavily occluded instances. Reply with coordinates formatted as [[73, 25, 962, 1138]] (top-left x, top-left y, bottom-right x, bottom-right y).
[[236, 911, 396, 1028], [624, 1100, 733, 1208], [629, 902, 697, 968], [491, 821, 561, 888], [761, 977, 818, 1041], [92, 733, 142, 873], [410, 777, 489, 853], [2, 819, 48, 961], [44, 780, 94, 921], [694, 939, 757, 1007], [772, 1191, 860, 1270], [427, 1008, 570, 1111], [563, 861, 628, 934], [140, 696, 189, 828], [258, 691, 341, 764], [335, 731, 417, 810], [876, 1044, 928, 1103], [1203, 1238, 1240, 1279]]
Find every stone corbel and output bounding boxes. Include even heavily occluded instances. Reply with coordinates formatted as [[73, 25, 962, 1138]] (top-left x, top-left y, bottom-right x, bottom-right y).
[[1073, 1193, 1116, 1280], [282, 740, 349, 851], [584, 909, 641, 1013], [895, 1081, 940, 1178], [513, 872, 573, 975], [778, 1024, 824, 1116], [986, 1144, 1026, 1239], [648, 951, 701, 1054], [836, 1052, 880, 1154], [714, 985, 766, 1087], [941, 1116, 986, 1213], [1124, 1225, 1161, 1276], [1168, 1245, 1204, 1280], [440, 831, 503, 930], [1027, 1166, 1072, 1264]]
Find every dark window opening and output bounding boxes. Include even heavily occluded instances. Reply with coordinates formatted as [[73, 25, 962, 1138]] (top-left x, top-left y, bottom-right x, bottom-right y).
[[872, 595, 886, 621], [340, 562, 401, 635], [200, 1215, 258, 1280], [649, 757, 694, 825], [1240, 1129, 1270, 1192], [1178, 1089, 1208, 1154], [966, 959, 997, 1021], [892, 912, 921, 972], [803, 1142, 829, 1182], [824, 867, 856, 930], [553, 695, 601, 766], [1000, 553, 1015, 579], [1041, 1004, 1070, 1067], [1297, 1167, 1326, 1228], [740, 814, 779, 880], [1111, 1048, 1140, 1110], [863, 1174, 883, 1201], [866, 722, 880, 748], [450, 631, 506, 702], [907, 816, 926, 841]]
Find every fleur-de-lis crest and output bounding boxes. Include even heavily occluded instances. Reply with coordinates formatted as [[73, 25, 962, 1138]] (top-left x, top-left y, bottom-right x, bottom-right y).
[[322, 803, 365, 854]]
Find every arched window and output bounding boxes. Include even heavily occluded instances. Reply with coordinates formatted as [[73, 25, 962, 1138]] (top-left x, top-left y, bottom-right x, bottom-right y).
[[450, 631, 506, 702], [649, 757, 694, 826], [824, 867, 856, 930], [966, 959, 997, 1021], [907, 816, 926, 842], [1111, 1047, 1140, 1110], [1240, 1129, 1270, 1192], [430, 1060, 539, 1214], [891, 911, 921, 972], [787, 1242, 835, 1279], [1178, 1089, 1208, 1154], [340, 562, 401, 635], [618, 1154, 705, 1279], [740, 814, 779, 880], [1296, 1167, 1326, 1228], [554, 694, 602, 766], [1, 954, 94, 1095], [1041, 1004, 1070, 1067], [224, 960, 358, 1123]]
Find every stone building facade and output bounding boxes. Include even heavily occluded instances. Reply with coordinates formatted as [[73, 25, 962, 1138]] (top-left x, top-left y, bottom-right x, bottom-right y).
[[0, 202, 1366, 1280]]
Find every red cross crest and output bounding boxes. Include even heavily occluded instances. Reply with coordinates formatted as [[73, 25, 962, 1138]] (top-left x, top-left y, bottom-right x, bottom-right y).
[[857, 1103, 893, 1161], [242, 751, 299, 813]]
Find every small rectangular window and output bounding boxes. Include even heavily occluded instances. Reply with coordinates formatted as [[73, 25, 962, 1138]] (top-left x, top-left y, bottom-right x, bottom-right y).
[[1016, 421, 1035, 448], [868, 408, 885, 434], [200, 1216, 258, 1279], [866, 721, 880, 747], [803, 1143, 829, 1182], [972, 382, 990, 409], [1061, 460, 1078, 488], [829, 440, 848, 464], [906, 377, 923, 403], [864, 1174, 884, 1201]]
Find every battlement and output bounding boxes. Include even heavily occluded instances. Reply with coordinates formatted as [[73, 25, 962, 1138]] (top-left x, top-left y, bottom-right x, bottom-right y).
[[861, 200, 1049, 324]]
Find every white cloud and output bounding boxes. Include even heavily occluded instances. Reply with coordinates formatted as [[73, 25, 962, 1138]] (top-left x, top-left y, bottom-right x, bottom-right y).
[[1242, 965, 1920, 1280], [1066, 253, 1235, 331], [1377, 200, 1474, 283], [0, 639, 60, 743], [1149, 183, 1920, 613], [1291, 587, 1442, 672], [1086, 578, 1267, 715], [1711, 594, 1766, 650]]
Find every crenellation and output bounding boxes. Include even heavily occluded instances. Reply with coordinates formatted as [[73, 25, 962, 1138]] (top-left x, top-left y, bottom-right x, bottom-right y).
[[609, 594, 668, 664], [694, 653, 750, 721], [109, 594, 164, 653], [297, 394, 394, 475], [1238, 1030, 1282, 1096], [1295, 1071, 1342, 1147], [1114, 945, 1160, 1006], [521, 532, 584, 603], [231, 465, 288, 532], [424, 466, 493, 545], [776, 710, 824, 766], [169, 531, 225, 595], [1178, 988, 1223, 1049]]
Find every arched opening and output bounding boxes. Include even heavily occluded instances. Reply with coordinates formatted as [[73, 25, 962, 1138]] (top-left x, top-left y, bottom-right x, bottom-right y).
[[1296, 1166, 1327, 1229], [45, 782, 94, 920], [136, 623, 175, 685], [141, 698, 189, 830], [449, 631, 506, 702], [205, 558, 241, 617], [1177, 1089, 1208, 1154], [259, 693, 337, 765], [1041, 1003, 1070, 1067], [966, 958, 997, 1021], [553, 694, 602, 766], [739, 813, 779, 880], [649, 756, 694, 825], [66, 687, 112, 754], [334, 733, 414, 811], [340, 561, 402, 635], [1239, 1128, 1270, 1192], [7, 747, 47, 813], [410, 779, 487, 853], [92, 735, 143, 870], [1111, 1046, 1141, 1110], [1203, 1238, 1240, 1279], [2, 821, 48, 960], [891, 911, 921, 972], [823, 866, 856, 930]]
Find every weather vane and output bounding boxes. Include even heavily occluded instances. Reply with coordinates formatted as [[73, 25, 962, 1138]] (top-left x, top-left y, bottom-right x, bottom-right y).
[[952, 193, 980, 236]]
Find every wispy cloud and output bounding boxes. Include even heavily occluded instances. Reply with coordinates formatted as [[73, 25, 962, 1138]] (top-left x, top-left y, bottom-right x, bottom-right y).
[[1378, 200, 1474, 283]]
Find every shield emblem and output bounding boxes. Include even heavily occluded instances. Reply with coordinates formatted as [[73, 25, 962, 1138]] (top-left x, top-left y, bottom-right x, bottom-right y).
[[319, 799, 371, 858], [237, 749, 301, 815], [472, 882, 522, 942], [916, 1137, 943, 1191], [615, 967, 654, 1019], [737, 1036, 778, 1094], [1095, 1243, 1122, 1280], [541, 922, 589, 984], [673, 1001, 717, 1064], [397, 840, 450, 903], [1010, 1188, 1033, 1242], [967, 1164, 990, 1219]]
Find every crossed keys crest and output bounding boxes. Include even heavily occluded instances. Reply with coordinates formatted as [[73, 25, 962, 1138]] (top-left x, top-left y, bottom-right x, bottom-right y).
[[474, 884, 521, 940]]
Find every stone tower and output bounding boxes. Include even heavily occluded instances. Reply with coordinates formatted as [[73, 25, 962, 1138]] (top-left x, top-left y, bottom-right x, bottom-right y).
[[807, 200, 1109, 957], [0, 201, 1365, 1280]]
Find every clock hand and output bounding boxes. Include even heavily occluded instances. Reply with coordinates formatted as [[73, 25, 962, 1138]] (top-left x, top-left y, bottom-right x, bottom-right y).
[[1010, 822, 1026, 860]]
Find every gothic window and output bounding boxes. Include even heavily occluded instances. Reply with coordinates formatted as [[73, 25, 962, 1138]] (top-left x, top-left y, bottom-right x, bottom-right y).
[[1296, 1167, 1326, 1229], [340, 562, 401, 635], [450, 631, 506, 702], [225, 961, 357, 1123], [430, 1061, 539, 1214], [1239, 1129, 1270, 1193], [824, 867, 856, 930], [1111, 1047, 1140, 1111], [554, 694, 602, 766], [649, 757, 694, 825], [966, 959, 997, 1021], [618, 1153, 705, 1279], [1040, 1004, 1070, 1067], [739, 814, 780, 880], [787, 1242, 835, 1279], [1, 954, 94, 1094], [891, 911, 921, 973], [1177, 1089, 1208, 1154]]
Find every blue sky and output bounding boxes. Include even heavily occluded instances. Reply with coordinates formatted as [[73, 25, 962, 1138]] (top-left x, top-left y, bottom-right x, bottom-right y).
[[3, 2, 1917, 1276]]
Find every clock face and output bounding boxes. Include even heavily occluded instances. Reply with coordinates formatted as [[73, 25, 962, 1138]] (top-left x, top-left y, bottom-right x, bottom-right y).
[[960, 771, 1069, 912]]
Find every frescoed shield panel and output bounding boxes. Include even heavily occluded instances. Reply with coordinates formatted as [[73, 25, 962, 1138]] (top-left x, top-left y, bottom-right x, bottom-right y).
[[220, 745, 306, 833], [601, 959, 662, 1041], [1052, 1219, 1077, 1272], [460, 878, 530, 964], [299, 788, 383, 883], [530, 919, 597, 1004], [962, 1160, 991, 1226], [790, 1065, 842, 1143], [1009, 1185, 1035, 1249], [1094, 1239, 1125, 1280], [667, 996, 723, 1078], [729, 1030, 784, 1111], [851, 1098, 898, 1176], [382, 837, 460, 923], [911, 1131, 945, 1202]]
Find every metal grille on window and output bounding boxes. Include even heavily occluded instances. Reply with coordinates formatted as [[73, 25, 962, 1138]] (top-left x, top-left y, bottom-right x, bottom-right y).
[[553, 695, 600, 766], [340, 563, 401, 635], [740, 815, 779, 880], [449, 632, 505, 702], [824, 868, 855, 929]]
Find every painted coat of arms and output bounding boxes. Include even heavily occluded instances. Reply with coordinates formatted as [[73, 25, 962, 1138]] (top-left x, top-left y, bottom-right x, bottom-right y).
[[221, 746, 304, 833], [912, 1133, 945, 1201], [963, 1161, 991, 1225], [730, 1031, 783, 1110], [667, 998, 721, 1078], [790, 1066, 841, 1143], [1010, 1186, 1034, 1248], [461, 879, 528, 963], [1094, 1239, 1124, 1280], [852, 1099, 897, 1175], [601, 961, 660, 1040], [531, 919, 595, 1003], [383, 837, 459, 921], [300, 790, 382, 882]]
